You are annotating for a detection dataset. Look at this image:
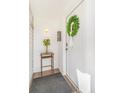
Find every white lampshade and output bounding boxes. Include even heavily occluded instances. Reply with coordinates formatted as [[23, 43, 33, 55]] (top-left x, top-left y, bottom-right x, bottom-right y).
[[44, 29, 48, 32], [44, 29, 50, 39]]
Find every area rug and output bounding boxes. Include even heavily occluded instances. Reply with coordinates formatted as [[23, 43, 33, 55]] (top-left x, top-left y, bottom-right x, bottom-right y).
[[31, 73, 73, 93]]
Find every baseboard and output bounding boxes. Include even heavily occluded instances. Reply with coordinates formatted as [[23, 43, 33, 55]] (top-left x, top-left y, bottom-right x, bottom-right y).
[[63, 73, 82, 93]]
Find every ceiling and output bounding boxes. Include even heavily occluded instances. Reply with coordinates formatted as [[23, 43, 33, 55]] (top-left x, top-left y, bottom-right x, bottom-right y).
[[30, 0, 65, 18], [29, 0, 81, 19]]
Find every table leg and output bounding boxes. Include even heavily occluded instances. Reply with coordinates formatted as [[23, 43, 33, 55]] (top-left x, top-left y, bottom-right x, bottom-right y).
[[51, 56, 54, 71], [41, 58, 42, 75], [51, 57, 53, 70], [53, 56, 54, 69]]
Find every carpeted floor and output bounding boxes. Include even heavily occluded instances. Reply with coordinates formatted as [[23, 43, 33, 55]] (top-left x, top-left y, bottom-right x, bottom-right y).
[[31, 73, 73, 93]]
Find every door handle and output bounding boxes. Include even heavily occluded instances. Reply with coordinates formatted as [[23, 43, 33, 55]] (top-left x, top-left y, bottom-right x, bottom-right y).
[[66, 43, 68, 51], [65, 47, 68, 51]]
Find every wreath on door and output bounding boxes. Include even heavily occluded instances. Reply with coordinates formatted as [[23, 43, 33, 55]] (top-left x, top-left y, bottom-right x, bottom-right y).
[[66, 15, 80, 37]]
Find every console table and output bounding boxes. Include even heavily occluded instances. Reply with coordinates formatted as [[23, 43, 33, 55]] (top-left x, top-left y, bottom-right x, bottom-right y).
[[40, 52, 54, 74]]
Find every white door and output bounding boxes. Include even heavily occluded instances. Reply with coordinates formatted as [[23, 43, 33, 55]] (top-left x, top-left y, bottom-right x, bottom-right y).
[[65, 0, 94, 93]]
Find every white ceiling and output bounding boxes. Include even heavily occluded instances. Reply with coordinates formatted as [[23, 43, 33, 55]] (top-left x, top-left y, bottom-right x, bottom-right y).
[[29, 0, 81, 19], [30, 0, 64, 18]]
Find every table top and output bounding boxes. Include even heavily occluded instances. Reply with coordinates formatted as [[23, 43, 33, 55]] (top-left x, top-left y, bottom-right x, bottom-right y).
[[40, 52, 54, 57]]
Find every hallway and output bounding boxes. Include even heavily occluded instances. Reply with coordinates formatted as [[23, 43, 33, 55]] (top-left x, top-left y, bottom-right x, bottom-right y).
[[29, 0, 95, 93], [1, 0, 124, 93]]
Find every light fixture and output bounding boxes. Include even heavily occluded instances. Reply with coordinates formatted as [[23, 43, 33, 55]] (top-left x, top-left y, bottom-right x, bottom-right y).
[[44, 29, 49, 39]]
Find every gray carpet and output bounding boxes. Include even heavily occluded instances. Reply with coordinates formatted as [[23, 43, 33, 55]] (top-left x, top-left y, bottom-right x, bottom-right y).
[[31, 73, 73, 93]]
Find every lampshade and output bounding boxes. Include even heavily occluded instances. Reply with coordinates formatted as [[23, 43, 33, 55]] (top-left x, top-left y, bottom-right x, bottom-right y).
[[44, 29, 49, 39]]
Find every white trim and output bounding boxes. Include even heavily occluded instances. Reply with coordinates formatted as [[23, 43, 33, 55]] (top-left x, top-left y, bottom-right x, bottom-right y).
[[64, 73, 82, 93], [66, 0, 85, 21], [29, 74, 33, 93]]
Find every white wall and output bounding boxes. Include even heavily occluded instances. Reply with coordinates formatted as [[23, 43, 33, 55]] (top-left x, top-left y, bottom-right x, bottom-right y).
[[33, 15, 62, 72], [62, 0, 95, 93], [29, 28, 33, 85], [29, 9, 33, 85], [30, 0, 65, 73]]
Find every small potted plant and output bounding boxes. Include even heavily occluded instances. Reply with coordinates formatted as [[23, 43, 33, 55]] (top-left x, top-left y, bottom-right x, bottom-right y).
[[43, 39, 50, 53]]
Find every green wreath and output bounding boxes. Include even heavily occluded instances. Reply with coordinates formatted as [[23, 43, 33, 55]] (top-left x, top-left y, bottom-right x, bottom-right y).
[[66, 15, 80, 37]]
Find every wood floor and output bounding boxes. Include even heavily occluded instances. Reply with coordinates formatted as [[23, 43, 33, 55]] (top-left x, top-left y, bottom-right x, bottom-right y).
[[33, 68, 60, 79]]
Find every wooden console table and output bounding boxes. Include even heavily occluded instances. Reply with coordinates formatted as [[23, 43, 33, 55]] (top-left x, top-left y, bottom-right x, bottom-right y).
[[40, 52, 54, 74]]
